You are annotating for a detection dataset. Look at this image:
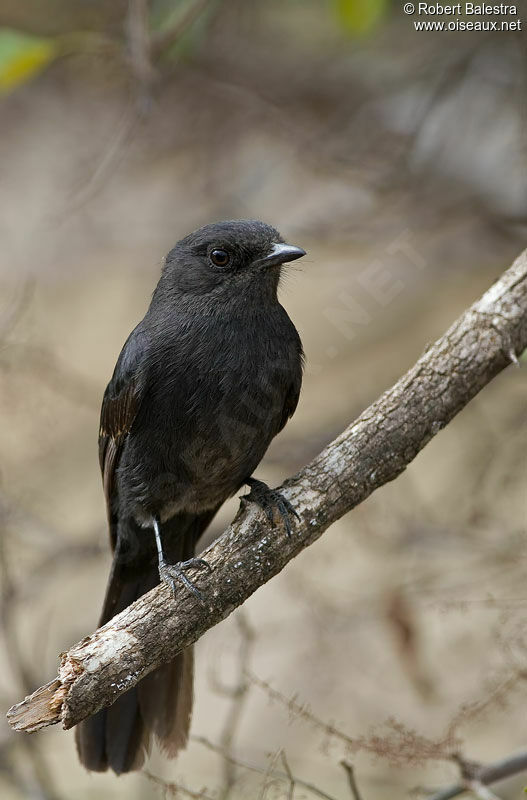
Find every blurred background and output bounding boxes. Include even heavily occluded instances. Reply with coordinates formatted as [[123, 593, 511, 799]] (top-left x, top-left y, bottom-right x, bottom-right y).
[[0, 1, 526, 798]]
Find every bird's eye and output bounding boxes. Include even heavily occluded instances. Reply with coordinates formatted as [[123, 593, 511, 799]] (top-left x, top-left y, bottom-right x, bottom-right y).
[[210, 249, 230, 268]]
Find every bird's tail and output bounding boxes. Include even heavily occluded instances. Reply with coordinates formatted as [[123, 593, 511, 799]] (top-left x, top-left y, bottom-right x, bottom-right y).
[[75, 510, 216, 774]]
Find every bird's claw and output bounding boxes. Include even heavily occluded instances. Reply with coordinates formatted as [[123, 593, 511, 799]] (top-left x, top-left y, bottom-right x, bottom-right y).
[[181, 557, 212, 573], [244, 478, 299, 537], [158, 557, 211, 605]]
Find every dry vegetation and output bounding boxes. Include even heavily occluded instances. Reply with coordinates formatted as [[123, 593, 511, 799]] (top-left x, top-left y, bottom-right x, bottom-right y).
[[0, 2, 526, 798]]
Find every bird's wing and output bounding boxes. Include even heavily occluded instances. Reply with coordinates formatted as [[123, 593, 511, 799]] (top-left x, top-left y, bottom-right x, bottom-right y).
[[99, 324, 148, 549], [276, 331, 304, 434], [278, 373, 302, 434]]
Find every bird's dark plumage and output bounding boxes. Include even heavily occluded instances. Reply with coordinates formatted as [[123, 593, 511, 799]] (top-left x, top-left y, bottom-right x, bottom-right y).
[[75, 219, 305, 774]]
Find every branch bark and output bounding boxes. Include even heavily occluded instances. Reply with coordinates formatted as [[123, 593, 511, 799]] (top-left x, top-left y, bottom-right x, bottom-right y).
[[6, 250, 527, 735]]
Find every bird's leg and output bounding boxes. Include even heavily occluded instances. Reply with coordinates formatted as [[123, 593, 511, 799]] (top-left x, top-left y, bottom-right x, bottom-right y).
[[152, 517, 211, 605], [243, 478, 300, 537]]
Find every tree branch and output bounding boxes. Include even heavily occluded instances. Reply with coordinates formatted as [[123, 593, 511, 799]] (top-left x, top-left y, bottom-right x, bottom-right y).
[[427, 750, 527, 800], [6, 250, 527, 735]]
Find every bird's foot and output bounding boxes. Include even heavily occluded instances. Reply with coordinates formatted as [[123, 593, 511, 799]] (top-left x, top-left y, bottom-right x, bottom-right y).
[[243, 478, 299, 537], [158, 557, 212, 605]]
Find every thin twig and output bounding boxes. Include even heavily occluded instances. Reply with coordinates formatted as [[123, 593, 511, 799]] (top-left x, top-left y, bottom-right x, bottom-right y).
[[126, 0, 157, 109], [194, 737, 339, 800], [280, 750, 295, 800], [151, 0, 213, 57], [427, 751, 527, 800], [209, 610, 255, 800], [340, 760, 364, 800], [52, 103, 140, 221], [144, 769, 215, 799], [249, 674, 458, 763], [0, 507, 63, 800], [466, 782, 502, 800], [257, 748, 282, 800], [0, 278, 34, 341]]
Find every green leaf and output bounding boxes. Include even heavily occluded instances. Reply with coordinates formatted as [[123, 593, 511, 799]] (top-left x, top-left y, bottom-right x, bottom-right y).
[[335, 0, 389, 35], [0, 29, 59, 93]]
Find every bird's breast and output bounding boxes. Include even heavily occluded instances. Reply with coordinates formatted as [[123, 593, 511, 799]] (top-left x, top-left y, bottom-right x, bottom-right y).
[[121, 311, 300, 520]]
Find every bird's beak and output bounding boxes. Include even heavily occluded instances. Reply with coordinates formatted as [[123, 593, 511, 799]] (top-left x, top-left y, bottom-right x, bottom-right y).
[[256, 242, 306, 269]]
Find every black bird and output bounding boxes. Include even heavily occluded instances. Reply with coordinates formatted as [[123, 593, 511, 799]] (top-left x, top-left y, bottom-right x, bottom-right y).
[[75, 219, 306, 774]]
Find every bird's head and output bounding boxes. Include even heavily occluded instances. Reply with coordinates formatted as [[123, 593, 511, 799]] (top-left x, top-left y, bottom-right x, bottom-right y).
[[161, 220, 305, 305]]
